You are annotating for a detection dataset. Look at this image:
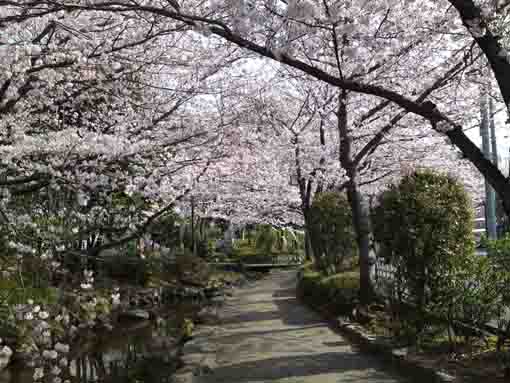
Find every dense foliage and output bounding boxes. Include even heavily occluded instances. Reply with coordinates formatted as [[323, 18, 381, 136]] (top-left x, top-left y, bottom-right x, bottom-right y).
[[231, 225, 305, 264], [308, 192, 358, 274], [484, 235, 510, 349], [372, 170, 476, 338], [297, 265, 360, 316]]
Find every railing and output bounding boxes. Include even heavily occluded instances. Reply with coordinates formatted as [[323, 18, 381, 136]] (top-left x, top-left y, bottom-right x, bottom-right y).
[[371, 254, 505, 337], [207, 261, 302, 270]]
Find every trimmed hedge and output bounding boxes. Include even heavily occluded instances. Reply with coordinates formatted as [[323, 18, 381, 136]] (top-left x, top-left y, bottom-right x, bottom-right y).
[[297, 266, 360, 316]]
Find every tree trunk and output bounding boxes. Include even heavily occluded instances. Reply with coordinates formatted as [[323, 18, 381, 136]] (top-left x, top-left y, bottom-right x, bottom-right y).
[[191, 196, 196, 256], [448, 0, 510, 109], [304, 211, 317, 262], [304, 223, 313, 262], [304, 208, 328, 272], [347, 176, 374, 304], [337, 89, 374, 303]]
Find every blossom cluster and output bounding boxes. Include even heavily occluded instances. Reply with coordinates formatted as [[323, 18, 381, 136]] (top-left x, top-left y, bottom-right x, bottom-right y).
[[0, 258, 125, 380], [80, 269, 94, 290]]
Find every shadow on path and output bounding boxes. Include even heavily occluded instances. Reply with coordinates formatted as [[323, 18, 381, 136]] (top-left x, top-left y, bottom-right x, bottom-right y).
[[204, 352, 400, 383], [198, 271, 410, 383]]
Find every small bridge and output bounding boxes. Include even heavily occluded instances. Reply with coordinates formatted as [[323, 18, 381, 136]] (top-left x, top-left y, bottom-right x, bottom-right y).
[[207, 262, 302, 272]]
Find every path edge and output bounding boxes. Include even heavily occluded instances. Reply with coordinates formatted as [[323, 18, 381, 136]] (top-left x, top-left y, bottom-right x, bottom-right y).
[[336, 318, 456, 383], [296, 270, 457, 383]]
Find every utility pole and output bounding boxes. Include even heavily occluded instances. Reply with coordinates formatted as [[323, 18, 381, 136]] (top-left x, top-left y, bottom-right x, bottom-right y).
[[481, 93, 498, 239], [490, 97, 499, 166], [489, 97, 500, 236], [191, 195, 196, 256]]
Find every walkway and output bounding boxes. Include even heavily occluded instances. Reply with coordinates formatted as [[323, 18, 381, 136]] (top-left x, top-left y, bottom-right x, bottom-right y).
[[194, 270, 410, 383]]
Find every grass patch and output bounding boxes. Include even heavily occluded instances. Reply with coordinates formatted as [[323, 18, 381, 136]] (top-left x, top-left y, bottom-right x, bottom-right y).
[[0, 278, 59, 306]]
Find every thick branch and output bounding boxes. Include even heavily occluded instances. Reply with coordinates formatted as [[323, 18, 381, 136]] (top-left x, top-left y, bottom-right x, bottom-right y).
[[448, 0, 510, 107], [446, 126, 510, 213]]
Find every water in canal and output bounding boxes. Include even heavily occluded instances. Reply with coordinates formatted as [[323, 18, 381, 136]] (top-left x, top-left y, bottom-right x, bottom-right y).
[[0, 302, 202, 383]]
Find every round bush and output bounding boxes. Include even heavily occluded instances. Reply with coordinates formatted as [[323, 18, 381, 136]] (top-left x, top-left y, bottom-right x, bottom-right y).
[[308, 192, 357, 274], [372, 170, 475, 326]]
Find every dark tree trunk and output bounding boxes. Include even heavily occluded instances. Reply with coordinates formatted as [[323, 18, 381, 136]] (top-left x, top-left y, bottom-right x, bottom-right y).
[[448, 0, 510, 109], [337, 89, 374, 304], [347, 182, 374, 304], [191, 196, 196, 256], [304, 208, 323, 270], [304, 213, 314, 262]]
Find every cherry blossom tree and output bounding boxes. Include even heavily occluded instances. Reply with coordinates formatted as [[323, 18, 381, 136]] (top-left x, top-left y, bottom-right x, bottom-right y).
[[2, 1, 508, 305], [185, 59, 481, 296], [247, 64, 479, 300], [0, 5, 246, 263], [26, 0, 507, 216]]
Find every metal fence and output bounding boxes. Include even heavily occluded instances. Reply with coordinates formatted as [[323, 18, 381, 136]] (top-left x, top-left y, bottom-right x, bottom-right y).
[[370, 250, 507, 336], [372, 257, 398, 299]]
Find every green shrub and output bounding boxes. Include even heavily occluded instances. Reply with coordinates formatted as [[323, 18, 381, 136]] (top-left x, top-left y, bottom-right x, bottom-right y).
[[297, 268, 360, 316], [308, 192, 357, 274], [231, 244, 258, 258], [148, 212, 181, 249], [0, 277, 59, 343], [448, 253, 502, 328], [174, 254, 211, 285], [0, 278, 59, 306], [255, 225, 278, 254], [486, 233, 510, 270], [195, 238, 211, 259], [372, 169, 475, 339], [99, 253, 149, 286], [233, 239, 251, 250], [485, 234, 510, 349]]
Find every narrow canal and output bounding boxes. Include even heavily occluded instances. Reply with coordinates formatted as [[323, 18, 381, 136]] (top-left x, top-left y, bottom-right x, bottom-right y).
[[0, 301, 202, 383]]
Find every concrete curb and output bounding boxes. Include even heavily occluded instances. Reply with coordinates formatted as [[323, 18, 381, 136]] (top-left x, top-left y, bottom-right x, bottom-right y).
[[337, 319, 456, 383], [297, 269, 459, 382]]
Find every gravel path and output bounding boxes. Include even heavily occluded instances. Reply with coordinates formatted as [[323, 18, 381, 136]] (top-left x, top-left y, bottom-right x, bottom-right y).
[[192, 270, 410, 383]]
